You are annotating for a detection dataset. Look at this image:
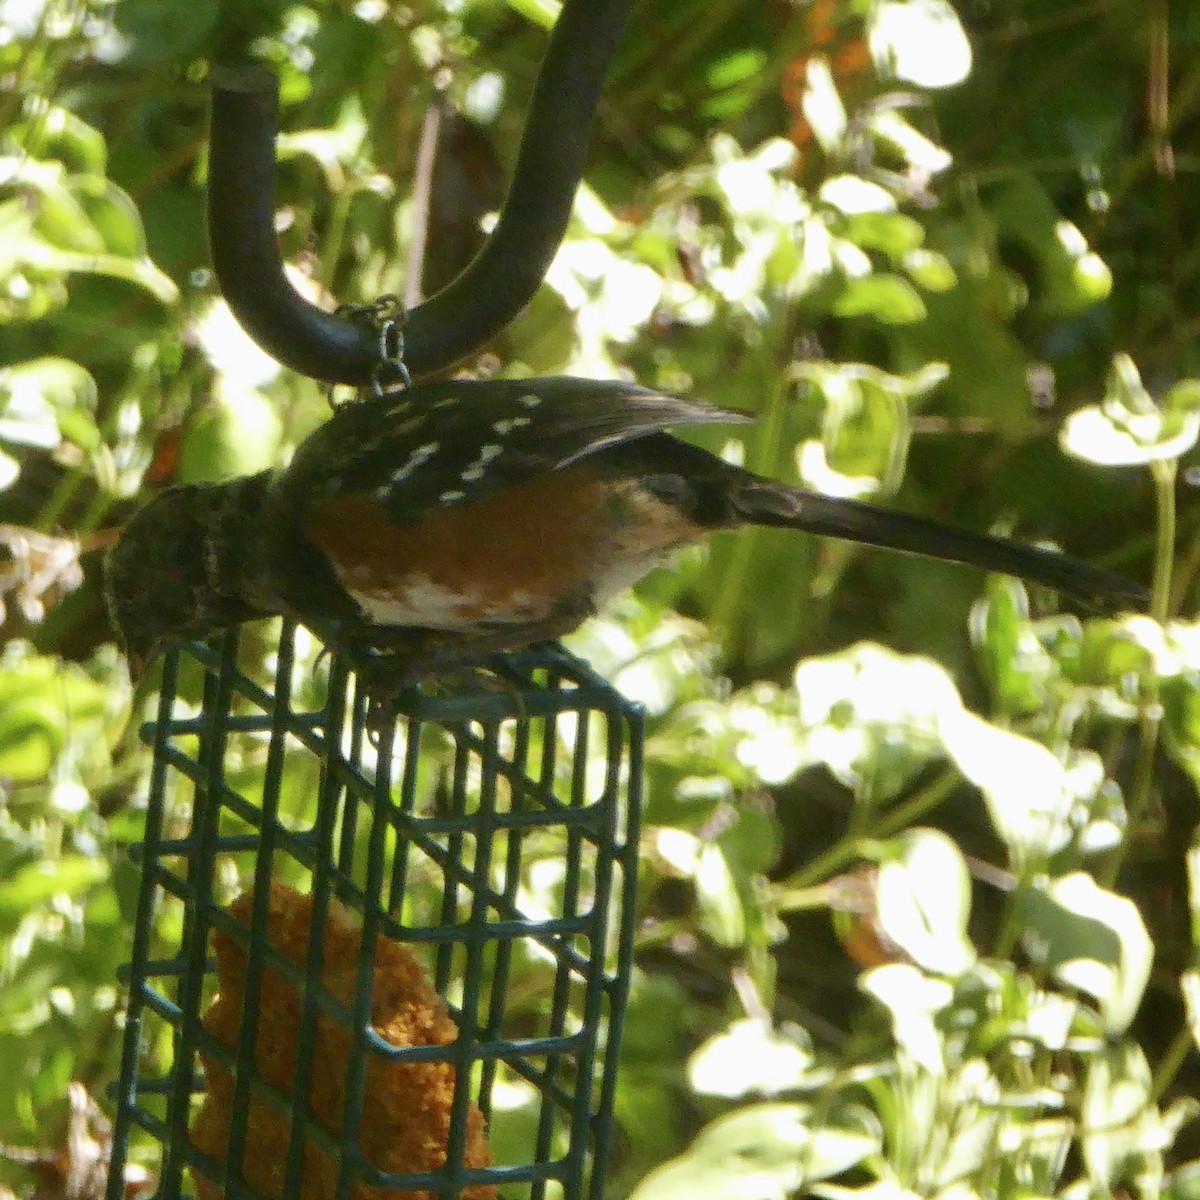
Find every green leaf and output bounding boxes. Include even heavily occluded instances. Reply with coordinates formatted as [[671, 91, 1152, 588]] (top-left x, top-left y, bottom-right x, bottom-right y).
[[30, 175, 106, 254], [695, 841, 747, 947], [1019, 873, 1153, 1035], [969, 579, 1058, 717], [795, 361, 931, 497], [867, 0, 972, 89], [1071, 615, 1159, 690], [1161, 676, 1200, 791], [902, 247, 956, 292], [1164, 379, 1200, 418], [0, 856, 110, 925], [0, 357, 100, 456], [871, 828, 975, 976], [833, 274, 927, 323], [707, 49, 769, 92], [0, 697, 65, 780], [0, 649, 111, 782], [844, 211, 926, 260], [66, 176, 147, 257], [8, 104, 107, 174], [505, 0, 559, 28], [176, 387, 284, 483]]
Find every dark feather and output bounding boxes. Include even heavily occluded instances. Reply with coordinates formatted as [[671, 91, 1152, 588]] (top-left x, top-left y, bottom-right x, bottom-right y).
[[276, 377, 751, 523]]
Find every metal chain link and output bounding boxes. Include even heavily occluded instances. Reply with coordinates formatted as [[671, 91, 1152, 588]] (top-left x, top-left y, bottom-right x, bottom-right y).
[[327, 293, 412, 405]]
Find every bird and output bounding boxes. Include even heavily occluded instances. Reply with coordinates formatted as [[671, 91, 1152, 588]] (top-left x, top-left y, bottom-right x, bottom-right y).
[[103, 376, 1147, 688]]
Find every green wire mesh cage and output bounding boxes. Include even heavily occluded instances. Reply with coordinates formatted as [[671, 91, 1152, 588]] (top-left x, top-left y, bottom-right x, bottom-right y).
[[104, 625, 644, 1200]]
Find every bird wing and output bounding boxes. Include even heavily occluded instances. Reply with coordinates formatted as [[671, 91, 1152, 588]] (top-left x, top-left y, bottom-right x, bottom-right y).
[[277, 376, 751, 524]]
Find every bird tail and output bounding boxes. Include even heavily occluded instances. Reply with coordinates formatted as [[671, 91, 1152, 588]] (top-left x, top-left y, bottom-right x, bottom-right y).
[[728, 479, 1147, 612]]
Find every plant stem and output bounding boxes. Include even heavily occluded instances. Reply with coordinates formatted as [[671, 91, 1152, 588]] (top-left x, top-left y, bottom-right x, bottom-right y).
[[777, 770, 957, 892], [1151, 1021, 1196, 1102], [1100, 458, 1176, 890]]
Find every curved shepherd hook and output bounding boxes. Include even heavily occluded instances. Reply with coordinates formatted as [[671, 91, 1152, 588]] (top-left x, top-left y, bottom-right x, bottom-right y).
[[208, 0, 636, 384]]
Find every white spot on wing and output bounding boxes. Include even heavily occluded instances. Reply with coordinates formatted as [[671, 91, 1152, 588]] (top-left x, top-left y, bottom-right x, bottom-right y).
[[460, 443, 504, 482], [492, 415, 531, 435], [439, 488, 466, 502], [517, 392, 542, 408], [389, 441, 440, 484]]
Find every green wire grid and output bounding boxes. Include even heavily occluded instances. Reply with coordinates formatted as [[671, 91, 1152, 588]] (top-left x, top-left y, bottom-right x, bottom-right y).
[[104, 624, 644, 1199]]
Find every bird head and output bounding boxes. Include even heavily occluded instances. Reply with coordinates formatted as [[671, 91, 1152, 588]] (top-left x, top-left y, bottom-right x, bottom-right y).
[[103, 477, 271, 677]]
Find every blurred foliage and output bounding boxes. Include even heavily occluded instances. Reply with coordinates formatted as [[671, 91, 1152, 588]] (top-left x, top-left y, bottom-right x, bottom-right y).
[[2, 0, 1200, 1196]]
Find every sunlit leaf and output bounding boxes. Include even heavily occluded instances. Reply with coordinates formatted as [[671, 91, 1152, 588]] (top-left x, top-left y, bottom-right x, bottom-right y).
[[505, 0, 559, 28], [844, 211, 925, 260], [1020, 873, 1152, 1035], [868, 108, 953, 175], [1081, 1043, 1159, 1190], [802, 57, 847, 153], [690, 1018, 823, 1098], [1182, 970, 1200, 1056], [1188, 841, 1200, 948], [0, 357, 99, 457], [0, 449, 18, 490], [789, 644, 959, 803], [820, 175, 896, 216], [939, 708, 1069, 863], [861, 962, 953, 1073], [868, 0, 972, 89], [0, 647, 111, 781], [1061, 354, 1200, 466], [872, 829, 975, 977], [629, 1103, 880, 1200]]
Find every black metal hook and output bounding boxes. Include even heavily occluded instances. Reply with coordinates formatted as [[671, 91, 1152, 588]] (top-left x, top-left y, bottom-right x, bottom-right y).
[[207, 0, 636, 384]]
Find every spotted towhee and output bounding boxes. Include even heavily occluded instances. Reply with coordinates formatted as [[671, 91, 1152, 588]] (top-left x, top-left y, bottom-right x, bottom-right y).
[[104, 376, 1146, 686]]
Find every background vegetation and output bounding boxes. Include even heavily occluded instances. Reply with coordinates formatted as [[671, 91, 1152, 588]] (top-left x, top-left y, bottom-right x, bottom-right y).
[[2, 0, 1200, 1196]]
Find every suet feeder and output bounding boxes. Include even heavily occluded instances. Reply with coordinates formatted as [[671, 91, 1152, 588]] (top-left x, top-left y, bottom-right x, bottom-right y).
[[105, 629, 643, 1199]]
